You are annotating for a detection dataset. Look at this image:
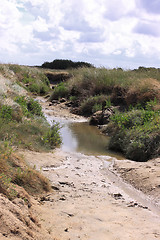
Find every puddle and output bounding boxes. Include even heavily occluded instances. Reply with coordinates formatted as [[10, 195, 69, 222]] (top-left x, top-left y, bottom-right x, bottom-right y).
[[45, 114, 124, 160]]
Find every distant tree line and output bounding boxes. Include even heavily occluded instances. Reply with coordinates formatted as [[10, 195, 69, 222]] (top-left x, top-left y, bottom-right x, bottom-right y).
[[133, 66, 160, 72], [41, 59, 94, 69]]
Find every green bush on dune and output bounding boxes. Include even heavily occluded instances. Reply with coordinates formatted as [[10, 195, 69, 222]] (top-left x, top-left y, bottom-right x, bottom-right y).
[[108, 100, 160, 161]]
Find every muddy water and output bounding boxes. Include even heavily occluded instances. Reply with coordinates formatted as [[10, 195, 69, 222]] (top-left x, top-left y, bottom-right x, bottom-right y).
[[46, 115, 124, 160]]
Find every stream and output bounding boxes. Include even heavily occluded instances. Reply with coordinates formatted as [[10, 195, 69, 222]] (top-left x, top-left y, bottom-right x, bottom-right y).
[[45, 114, 124, 160]]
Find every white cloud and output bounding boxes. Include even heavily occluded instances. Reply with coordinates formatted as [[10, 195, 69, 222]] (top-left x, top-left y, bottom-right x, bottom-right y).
[[0, 0, 160, 68], [33, 16, 49, 32]]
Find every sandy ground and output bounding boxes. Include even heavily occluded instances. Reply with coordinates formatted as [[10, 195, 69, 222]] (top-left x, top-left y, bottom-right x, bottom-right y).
[[18, 97, 160, 240], [112, 158, 160, 208], [22, 149, 160, 240]]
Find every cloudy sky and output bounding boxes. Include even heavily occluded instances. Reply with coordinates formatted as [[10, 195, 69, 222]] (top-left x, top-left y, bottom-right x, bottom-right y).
[[0, 0, 160, 69]]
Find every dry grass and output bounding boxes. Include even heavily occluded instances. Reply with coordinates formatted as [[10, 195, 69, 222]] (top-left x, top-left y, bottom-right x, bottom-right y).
[[0, 144, 51, 198], [64, 68, 160, 114]]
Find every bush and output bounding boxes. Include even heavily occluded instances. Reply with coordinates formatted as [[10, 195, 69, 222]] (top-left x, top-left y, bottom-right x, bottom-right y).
[[0, 118, 62, 152], [43, 121, 62, 148], [50, 82, 69, 100], [15, 96, 43, 117], [109, 102, 160, 161], [27, 98, 43, 117], [22, 76, 35, 84], [21, 74, 50, 95], [0, 105, 13, 122], [28, 83, 40, 93], [79, 95, 107, 116]]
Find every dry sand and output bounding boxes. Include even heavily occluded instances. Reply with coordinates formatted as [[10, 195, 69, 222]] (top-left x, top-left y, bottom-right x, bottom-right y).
[[23, 149, 160, 240]]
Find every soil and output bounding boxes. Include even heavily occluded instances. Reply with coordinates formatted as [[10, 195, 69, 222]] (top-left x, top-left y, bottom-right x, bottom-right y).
[[22, 149, 160, 240], [1, 97, 160, 240], [111, 158, 160, 208]]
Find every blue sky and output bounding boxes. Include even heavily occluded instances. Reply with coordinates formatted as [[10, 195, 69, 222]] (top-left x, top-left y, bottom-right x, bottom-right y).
[[0, 0, 160, 69]]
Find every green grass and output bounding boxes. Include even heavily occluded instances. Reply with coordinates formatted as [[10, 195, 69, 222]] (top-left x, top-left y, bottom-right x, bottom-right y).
[[108, 100, 160, 161], [15, 96, 43, 117], [49, 66, 160, 161], [50, 67, 160, 116], [0, 63, 63, 199], [0, 64, 50, 95], [49, 82, 69, 100]]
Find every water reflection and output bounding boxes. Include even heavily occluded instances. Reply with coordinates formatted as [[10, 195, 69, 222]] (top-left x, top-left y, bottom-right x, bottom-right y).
[[61, 122, 124, 159], [45, 114, 124, 159]]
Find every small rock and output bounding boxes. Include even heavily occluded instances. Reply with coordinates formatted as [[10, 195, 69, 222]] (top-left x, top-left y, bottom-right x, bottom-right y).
[[51, 185, 60, 191], [60, 98, 66, 103], [59, 195, 66, 201], [112, 193, 123, 200]]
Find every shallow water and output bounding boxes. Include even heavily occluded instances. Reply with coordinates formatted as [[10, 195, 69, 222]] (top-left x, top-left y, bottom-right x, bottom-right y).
[[46, 114, 124, 160]]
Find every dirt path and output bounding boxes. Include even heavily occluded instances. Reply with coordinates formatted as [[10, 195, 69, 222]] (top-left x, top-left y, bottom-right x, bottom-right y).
[[23, 149, 160, 240], [20, 97, 160, 240]]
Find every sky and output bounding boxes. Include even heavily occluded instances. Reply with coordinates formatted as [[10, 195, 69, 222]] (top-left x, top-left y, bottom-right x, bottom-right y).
[[0, 0, 160, 69]]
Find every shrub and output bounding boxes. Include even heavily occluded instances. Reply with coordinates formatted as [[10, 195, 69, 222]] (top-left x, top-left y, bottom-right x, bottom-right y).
[[22, 76, 35, 84], [15, 96, 29, 116], [43, 121, 62, 148], [0, 105, 13, 122], [0, 118, 62, 152], [28, 83, 40, 93], [15, 96, 43, 117], [109, 103, 160, 161], [22, 75, 50, 95], [50, 82, 69, 100], [79, 95, 107, 116], [27, 98, 43, 117]]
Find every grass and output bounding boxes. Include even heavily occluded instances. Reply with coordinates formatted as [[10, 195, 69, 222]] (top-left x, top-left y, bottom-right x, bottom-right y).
[[108, 100, 160, 161], [0, 64, 50, 95], [0, 103, 61, 197], [0, 143, 51, 199], [49, 66, 160, 161], [50, 67, 160, 116], [0, 63, 63, 198], [15, 96, 43, 117]]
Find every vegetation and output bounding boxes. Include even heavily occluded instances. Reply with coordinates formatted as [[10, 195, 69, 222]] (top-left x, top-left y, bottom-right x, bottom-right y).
[[108, 100, 160, 161], [41, 59, 94, 69], [15, 96, 43, 117], [7, 64, 50, 95], [0, 63, 62, 198], [49, 82, 70, 100], [50, 66, 160, 161], [0, 143, 51, 199]]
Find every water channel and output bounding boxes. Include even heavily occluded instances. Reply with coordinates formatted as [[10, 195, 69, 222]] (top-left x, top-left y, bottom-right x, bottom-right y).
[[45, 114, 124, 160]]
